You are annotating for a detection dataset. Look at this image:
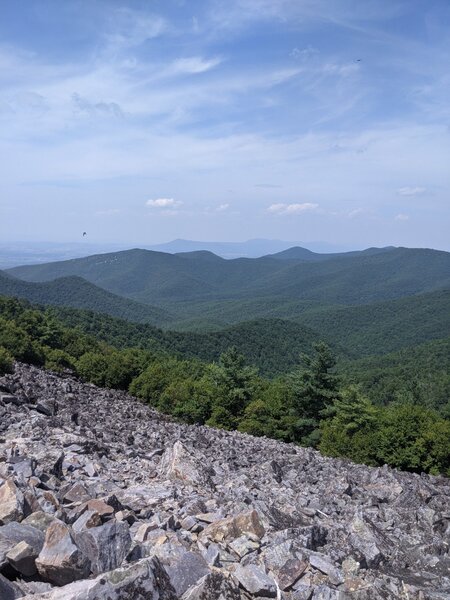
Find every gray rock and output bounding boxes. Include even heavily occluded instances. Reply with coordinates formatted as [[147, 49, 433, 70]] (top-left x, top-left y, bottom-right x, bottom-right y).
[[7, 540, 39, 576], [74, 520, 131, 575], [0, 573, 23, 600], [276, 558, 308, 591], [309, 554, 344, 586], [0, 522, 45, 569], [0, 479, 24, 525], [20, 556, 176, 600], [36, 520, 90, 586], [72, 510, 101, 533], [233, 564, 277, 598], [182, 571, 242, 600], [163, 551, 210, 596]]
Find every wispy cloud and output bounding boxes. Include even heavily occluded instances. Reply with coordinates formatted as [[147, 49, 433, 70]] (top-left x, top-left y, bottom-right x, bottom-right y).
[[146, 198, 182, 208], [395, 213, 410, 221], [397, 186, 427, 197], [217, 203, 230, 212], [268, 203, 319, 215], [170, 56, 223, 75]]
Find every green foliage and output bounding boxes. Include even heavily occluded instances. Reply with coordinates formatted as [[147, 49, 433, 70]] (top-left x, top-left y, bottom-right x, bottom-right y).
[[0, 346, 14, 375], [285, 343, 340, 446], [320, 386, 379, 465]]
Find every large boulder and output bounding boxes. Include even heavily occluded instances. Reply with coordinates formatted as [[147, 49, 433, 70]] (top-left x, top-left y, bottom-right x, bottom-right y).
[[160, 441, 212, 488], [20, 556, 176, 600], [0, 479, 24, 525], [36, 521, 90, 586], [74, 520, 131, 575]]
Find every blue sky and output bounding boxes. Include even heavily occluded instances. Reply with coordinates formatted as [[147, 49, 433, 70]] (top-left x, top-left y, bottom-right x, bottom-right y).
[[0, 0, 449, 249]]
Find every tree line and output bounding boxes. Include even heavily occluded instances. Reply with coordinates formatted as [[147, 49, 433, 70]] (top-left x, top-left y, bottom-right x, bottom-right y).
[[1, 295, 448, 476]]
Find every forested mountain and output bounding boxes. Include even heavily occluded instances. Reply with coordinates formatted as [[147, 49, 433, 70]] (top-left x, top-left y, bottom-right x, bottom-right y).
[[1, 295, 448, 476], [8, 246, 450, 310], [0, 270, 171, 326], [48, 307, 331, 376], [297, 290, 450, 356]]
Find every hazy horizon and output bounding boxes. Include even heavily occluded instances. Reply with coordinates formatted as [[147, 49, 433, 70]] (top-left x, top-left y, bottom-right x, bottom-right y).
[[1, 0, 449, 250]]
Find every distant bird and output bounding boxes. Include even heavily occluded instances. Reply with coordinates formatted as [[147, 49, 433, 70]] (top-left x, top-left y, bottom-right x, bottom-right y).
[[356, 59, 362, 62], [83, 232, 87, 237]]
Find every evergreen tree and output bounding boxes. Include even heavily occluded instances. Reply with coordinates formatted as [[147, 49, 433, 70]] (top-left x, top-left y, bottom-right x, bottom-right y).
[[206, 347, 259, 429], [287, 342, 340, 446]]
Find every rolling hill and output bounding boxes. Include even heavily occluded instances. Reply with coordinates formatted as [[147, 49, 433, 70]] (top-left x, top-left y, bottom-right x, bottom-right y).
[[0, 270, 171, 326], [8, 246, 450, 311]]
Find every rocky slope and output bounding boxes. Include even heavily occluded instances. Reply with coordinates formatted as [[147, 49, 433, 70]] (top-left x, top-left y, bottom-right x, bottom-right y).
[[0, 363, 449, 600]]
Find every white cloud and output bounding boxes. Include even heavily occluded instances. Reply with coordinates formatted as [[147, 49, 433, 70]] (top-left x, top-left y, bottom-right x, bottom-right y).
[[170, 56, 223, 75], [146, 198, 182, 208], [268, 203, 319, 215], [290, 46, 319, 61], [397, 186, 427, 196], [217, 203, 230, 211], [395, 213, 410, 221]]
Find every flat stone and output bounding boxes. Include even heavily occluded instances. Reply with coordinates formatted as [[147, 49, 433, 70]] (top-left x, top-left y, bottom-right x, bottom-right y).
[[234, 563, 277, 598]]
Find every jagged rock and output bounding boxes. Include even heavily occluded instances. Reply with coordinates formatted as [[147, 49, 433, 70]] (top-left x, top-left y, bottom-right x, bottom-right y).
[[233, 564, 277, 598], [0, 479, 24, 524], [7, 540, 39, 576], [36, 520, 90, 586], [200, 510, 265, 543], [276, 558, 308, 590], [74, 520, 131, 575], [72, 510, 101, 533], [0, 522, 45, 569], [161, 441, 212, 488], [22, 512, 57, 534], [20, 556, 176, 600], [0, 363, 449, 599], [309, 554, 344, 586], [349, 513, 385, 568], [228, 535, 260, 558], [163, 551, 210, 596], [0, 573, 23, 600], [182, 571, 242, 600]]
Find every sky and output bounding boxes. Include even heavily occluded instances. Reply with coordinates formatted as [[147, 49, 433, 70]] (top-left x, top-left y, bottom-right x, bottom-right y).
[[0, 0, 449, 250]]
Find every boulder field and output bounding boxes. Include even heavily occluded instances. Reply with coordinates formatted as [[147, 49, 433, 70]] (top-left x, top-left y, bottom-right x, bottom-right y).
[[0, 363, 449, 599]]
